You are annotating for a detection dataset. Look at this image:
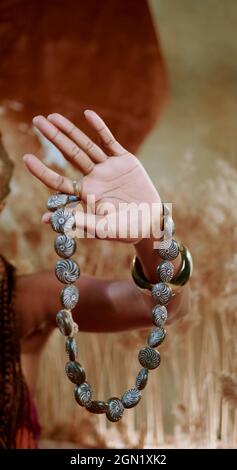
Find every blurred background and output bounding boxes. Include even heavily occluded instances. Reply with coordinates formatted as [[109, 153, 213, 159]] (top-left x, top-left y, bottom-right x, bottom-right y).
[[0, 0, 237, 448]]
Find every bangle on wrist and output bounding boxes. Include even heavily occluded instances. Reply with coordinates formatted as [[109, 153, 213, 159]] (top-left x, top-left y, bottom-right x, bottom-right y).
[[132, 243, 193, 298]]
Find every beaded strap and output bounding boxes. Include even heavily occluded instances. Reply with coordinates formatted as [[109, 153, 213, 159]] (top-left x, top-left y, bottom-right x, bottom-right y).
[[48, 194, 182, 422]]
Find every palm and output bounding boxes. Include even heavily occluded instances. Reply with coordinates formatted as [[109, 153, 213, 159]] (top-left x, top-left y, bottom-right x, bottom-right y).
[[83, 154, 159, 212], [24, 111, 160, 242]]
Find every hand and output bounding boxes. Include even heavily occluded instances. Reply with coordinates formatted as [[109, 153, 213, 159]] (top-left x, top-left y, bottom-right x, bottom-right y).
[[23, 111, 162, 243]]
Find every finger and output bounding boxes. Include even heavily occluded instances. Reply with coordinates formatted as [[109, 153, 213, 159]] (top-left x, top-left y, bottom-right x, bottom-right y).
[[23, 154, 74, 193], [42, 212, 51, 224], [47, 113, 107, 163], [84, 110, 127, 156], [32, 115, 95, 175]]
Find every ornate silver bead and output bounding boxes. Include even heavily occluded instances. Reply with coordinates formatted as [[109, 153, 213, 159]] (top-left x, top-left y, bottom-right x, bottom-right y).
[[56, 309, 74, 336], [152, 305, 168, 326], [121, 388, 141, 409], [74, 382, 92, 407], [51, 207, 75, 234], [65, 337, 78, 361], [86, 400, 108, 414], [164, 215, 175, 239], [135, 368, 149, 390], [157, 239, 179, 261], [61, 285, 79, 309], [148, 328, 166, 348], [138, 346, 161, 370], [54, 234, 76, 259], [157, 261, 174, 282], [65, 361, 86, 385], [55, 259, 80, 284], [47, 193, 79, 211], [106, 397, 124, 422], [151, 282, 172, 305]]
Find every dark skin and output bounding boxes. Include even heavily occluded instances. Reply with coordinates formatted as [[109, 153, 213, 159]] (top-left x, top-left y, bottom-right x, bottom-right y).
[[16, 110, 190, 393], [17, 269, 189, 393]]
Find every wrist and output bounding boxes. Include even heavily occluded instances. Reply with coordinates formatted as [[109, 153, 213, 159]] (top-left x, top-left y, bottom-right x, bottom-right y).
[[135, 237, 182, 283]]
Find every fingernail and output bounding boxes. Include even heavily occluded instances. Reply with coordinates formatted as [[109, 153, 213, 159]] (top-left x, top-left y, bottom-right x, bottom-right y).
[[84, 109, 94, 115], [47, 114, 54, 119], [32, 115, 43, 124], [23, 154, 30, 162]]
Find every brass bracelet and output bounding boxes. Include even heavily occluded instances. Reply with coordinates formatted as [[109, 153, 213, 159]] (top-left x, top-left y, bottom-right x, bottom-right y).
[[131, 244, 193, 296]]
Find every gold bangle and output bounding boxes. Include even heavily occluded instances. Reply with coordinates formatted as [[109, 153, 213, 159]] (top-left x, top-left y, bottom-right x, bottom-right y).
[[131, 244, 193, 296]]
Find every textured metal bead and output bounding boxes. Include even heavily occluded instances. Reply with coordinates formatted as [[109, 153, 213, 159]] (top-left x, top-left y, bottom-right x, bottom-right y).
[[74, 382, 92, 407], [47, 193, 79, 211], [135, 368, 149, 390], [151, 282, 172, 305], [152, 305, 168, 326], [157, 239, 179, 261], [61, 285, 79, 309], [51, 207, 75, 233], [65, 361, 86, 385], [121, 388, 141, 409], [66, 337, 78, 361], [157, 261, 174, 282], [106, 397, 124, 422], [148, 327, 166, 348], [138, 346, 161, 370], [54, 234, 76, 259], [56, 309, 74, 336], [164, 215, 175, 239], [86, 400, 108, 414], [55, 259, 80, 284]]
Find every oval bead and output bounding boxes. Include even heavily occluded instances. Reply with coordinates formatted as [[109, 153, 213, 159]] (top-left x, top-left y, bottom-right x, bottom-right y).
[[74, 382, 92, 407], [148, 328, 166, 348], [135, 368, 149, 390], [152, 305, 168, 327], [47, 193, 79, 211], [61, 285, 79, 309], [138, 346, 161, 370], [157, 261, 174, 283], [157, 239, 179, 261], [86, 400, 108, 414], [56, 309, 73, 336], [51, 207, 75, 234], [121, 388, 141, 409], [151, 282, 172, 305], [164, 215, 175, 239], [65, 337, 78, 361], [55, 234, 76, 259], [55, 259, 80, 284], [65, 361, 86, 385], [106, 397, 124, 422]]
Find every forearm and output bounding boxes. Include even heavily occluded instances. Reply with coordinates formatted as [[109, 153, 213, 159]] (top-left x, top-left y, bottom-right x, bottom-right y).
[[16, 266, 189, 339]]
